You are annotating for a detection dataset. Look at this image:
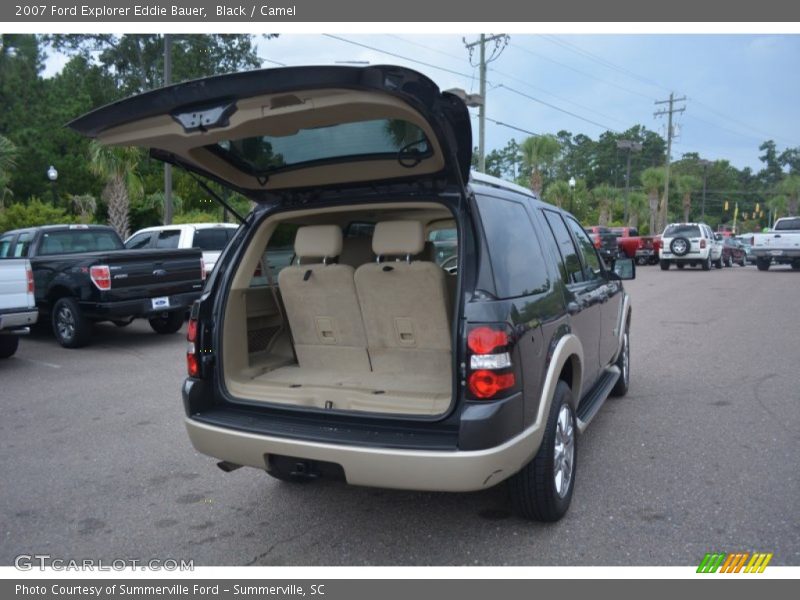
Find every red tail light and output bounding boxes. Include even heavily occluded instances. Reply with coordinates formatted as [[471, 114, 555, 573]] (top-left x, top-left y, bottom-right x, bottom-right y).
[[466, 323, 518, 401], [186, 318, 200, 378], [468, 326, 509, 355], [26, 266, 34, 294], [89, 265, 111, 290], [468, 370, 516, 399], [700, 239, 706, 249]]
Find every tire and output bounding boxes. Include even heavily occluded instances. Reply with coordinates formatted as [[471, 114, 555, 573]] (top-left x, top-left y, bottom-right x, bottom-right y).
[[0, 335, 20, 359], [701, 256, 711, 271], [792, 261, 800, 271], [725, 255, 733, 267], [660, 260, 670, 271], [676, 263, 685, 270], [670, 237, 691, 257], [738, 258, 746, 267], [52, 297, 92, 348], [714, 256, 724, 269], [148, 310, 185, 334], [756, 258, 771, 271], [610, 328, 630, 397], [509, 380, 577, 522]]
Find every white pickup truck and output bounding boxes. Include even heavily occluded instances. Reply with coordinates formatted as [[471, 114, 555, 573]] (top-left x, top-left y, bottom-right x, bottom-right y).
[[751, 216, 800, 271], [0, 258, 38, 358]]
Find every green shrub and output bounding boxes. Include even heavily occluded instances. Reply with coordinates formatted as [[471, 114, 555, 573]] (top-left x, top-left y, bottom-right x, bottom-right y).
[[0, 198, 76, 232]]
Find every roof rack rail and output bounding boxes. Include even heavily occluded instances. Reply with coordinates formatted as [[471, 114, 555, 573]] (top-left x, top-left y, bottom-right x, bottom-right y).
[[469, 170, 536, 199]]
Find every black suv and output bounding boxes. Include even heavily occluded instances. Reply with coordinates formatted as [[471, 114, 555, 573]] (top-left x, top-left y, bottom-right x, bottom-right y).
[[71, 65, 635, 521]]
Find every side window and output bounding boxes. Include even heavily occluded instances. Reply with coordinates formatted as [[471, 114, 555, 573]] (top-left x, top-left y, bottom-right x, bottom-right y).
[[250, 223, 298, 288], [427, 227, 457, 267], [125, 232, 153, 249], [629, 228, 639, 237], [0, 234, 15, 257], [565, 217, 603, 281], [193, 228, 233, 251], [542, 210, 584, 285], [13, 232, 33, 257], [155, 230, 181, 249], [476, 196, 550, 298]]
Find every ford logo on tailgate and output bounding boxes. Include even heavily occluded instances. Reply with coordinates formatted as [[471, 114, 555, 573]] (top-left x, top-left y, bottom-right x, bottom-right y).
[[152, 269, 168, 277]]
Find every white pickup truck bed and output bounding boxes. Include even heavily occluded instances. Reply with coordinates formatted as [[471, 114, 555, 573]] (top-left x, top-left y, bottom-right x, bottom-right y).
[[751, 217, 800, 271], [0, 258, 38, 357]]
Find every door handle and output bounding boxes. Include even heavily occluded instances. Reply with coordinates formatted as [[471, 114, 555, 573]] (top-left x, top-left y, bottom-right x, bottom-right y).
[[567, 301, 581, 315]]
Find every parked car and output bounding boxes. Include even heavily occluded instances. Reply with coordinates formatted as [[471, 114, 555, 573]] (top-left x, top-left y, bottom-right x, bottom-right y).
[[125, 223, 238, 277], [609, 226, 659, 265], [71, 64, 636, 522], [0, 254, 38, 358], [751, 216, 800, 271], [0, 224, 204, 347], [584, 225, 620, 264], [721, 237, 747, 267], [734, 236, 755, 264], [659, 222, 723, 270]]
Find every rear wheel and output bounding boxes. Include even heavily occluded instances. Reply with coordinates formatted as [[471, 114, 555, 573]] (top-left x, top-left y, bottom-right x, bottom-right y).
[[714, 256, 724, 269], [725, 255, 733, 267], [660, 260, 670, 271], [0, 335, 20, 358], [756, 257, 771, 271], [148, 310, 184, 334], [52, 297, 92, 348], [702, 256, 711, 271], [509, 380, 576, 522], [738, 258, 746, 267]]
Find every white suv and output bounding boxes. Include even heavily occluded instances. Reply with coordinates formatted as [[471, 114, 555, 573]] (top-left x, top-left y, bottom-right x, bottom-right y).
[[659, 222, 723, 270]]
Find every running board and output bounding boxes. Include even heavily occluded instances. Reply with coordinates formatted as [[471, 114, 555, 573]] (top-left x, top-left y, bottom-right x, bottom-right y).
[[575, 366, 620, 433]]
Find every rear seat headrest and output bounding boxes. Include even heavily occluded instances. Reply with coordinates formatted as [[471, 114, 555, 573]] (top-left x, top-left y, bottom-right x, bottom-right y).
[[294, 225, 343, 260], [372, 220, 425, 257]]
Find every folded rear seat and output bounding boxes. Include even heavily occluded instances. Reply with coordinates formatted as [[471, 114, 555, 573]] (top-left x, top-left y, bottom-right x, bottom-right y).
[[278, 225, 371, 372], [354, 221, 451, 377]]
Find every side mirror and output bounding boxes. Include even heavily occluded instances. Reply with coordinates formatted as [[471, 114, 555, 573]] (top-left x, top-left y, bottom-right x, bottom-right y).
[[715, 234, 723, 241], [611, 257, 635, 280]]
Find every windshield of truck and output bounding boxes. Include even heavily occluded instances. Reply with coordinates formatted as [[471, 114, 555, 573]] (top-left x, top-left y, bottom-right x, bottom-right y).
[[38, 229, 123, 255], [664, 224, 701, 238]]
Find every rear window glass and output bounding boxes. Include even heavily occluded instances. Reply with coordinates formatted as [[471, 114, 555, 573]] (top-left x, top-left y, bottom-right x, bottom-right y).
[[476, 196, 550, 298], [38, 230, 123, 255], [774, 217, 800, 231], [209, 119, 431, 176], [155, 230, 180, 249], [193, 228, 236, 251], [0, 234, 13, 257], [664, 224, 701, 238]]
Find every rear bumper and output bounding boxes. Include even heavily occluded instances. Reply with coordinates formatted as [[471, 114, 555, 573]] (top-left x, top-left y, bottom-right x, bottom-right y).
[[185, 415, 545, 492], [79, 290, 201, 319], [0, 308, 38, 332], [752, 249, 800, 260]]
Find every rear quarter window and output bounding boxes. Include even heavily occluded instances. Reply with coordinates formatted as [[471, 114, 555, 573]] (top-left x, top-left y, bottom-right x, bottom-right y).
[[476, 196, 550, 298], [193, 228, 236, 251]]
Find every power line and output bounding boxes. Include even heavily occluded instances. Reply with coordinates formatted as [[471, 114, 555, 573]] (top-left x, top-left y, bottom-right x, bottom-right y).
[[499, 84, 618, 132]]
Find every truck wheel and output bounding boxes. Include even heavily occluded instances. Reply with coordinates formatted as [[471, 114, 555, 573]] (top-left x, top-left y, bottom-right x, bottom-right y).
[[660, 260, 670, 271], [149, 310, 184, 334], [714, 257, 724, 269], [509, 380, 576, 522], [756, 258, 771, 271], [702, 256, 711, 271], [52, 297, 92, 348], [0, 335, 20, 359], [610, 329, 630, 397]]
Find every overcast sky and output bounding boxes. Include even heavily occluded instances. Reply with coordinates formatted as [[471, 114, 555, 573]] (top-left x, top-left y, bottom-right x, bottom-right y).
[[45, 33, 800, 172]]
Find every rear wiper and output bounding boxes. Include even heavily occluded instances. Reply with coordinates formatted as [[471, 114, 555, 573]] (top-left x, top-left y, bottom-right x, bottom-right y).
[[180, 168, 246, 225]]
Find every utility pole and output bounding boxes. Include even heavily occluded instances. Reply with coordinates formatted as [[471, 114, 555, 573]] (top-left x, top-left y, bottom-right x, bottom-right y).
[[654, 93, 686, 231], [463, 34, 508, 173], [163, 34, 173, 225], [698, 159, 711, 220], [617, 140, 642, 224]]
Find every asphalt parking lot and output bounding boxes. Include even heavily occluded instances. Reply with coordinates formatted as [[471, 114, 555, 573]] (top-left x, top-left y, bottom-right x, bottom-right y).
[[1, 264, 799, 566]]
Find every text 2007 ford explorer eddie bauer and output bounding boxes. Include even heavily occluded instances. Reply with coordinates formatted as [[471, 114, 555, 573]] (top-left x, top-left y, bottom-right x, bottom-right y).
[[0, 225, 204, 347], [71, 65, 635, 521]]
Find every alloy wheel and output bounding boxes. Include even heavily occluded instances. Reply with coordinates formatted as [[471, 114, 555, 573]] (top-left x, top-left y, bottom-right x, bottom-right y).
[[553, 404, 575, 498]]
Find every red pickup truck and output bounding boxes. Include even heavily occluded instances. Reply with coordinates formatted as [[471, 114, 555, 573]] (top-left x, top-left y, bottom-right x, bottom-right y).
[[609, 227, 660, 265]]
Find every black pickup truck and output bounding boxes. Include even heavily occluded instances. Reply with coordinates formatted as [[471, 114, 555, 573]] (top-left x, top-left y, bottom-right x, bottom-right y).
[[0, 224, 205, 347]]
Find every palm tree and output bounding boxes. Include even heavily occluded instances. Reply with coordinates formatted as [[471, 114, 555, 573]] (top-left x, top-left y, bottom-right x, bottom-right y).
[[69, 194, 97, 224], [641, 167, 665, 235], [0, 134, 17, 209], [777, 174, 800, 215], [591, 184, 617, 226], [89, 142, 145, 239], [543, 180, 571, 209], [626, 192, 648, 229], [519, 135, 560, 195], [677, 174, 701, 223]]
